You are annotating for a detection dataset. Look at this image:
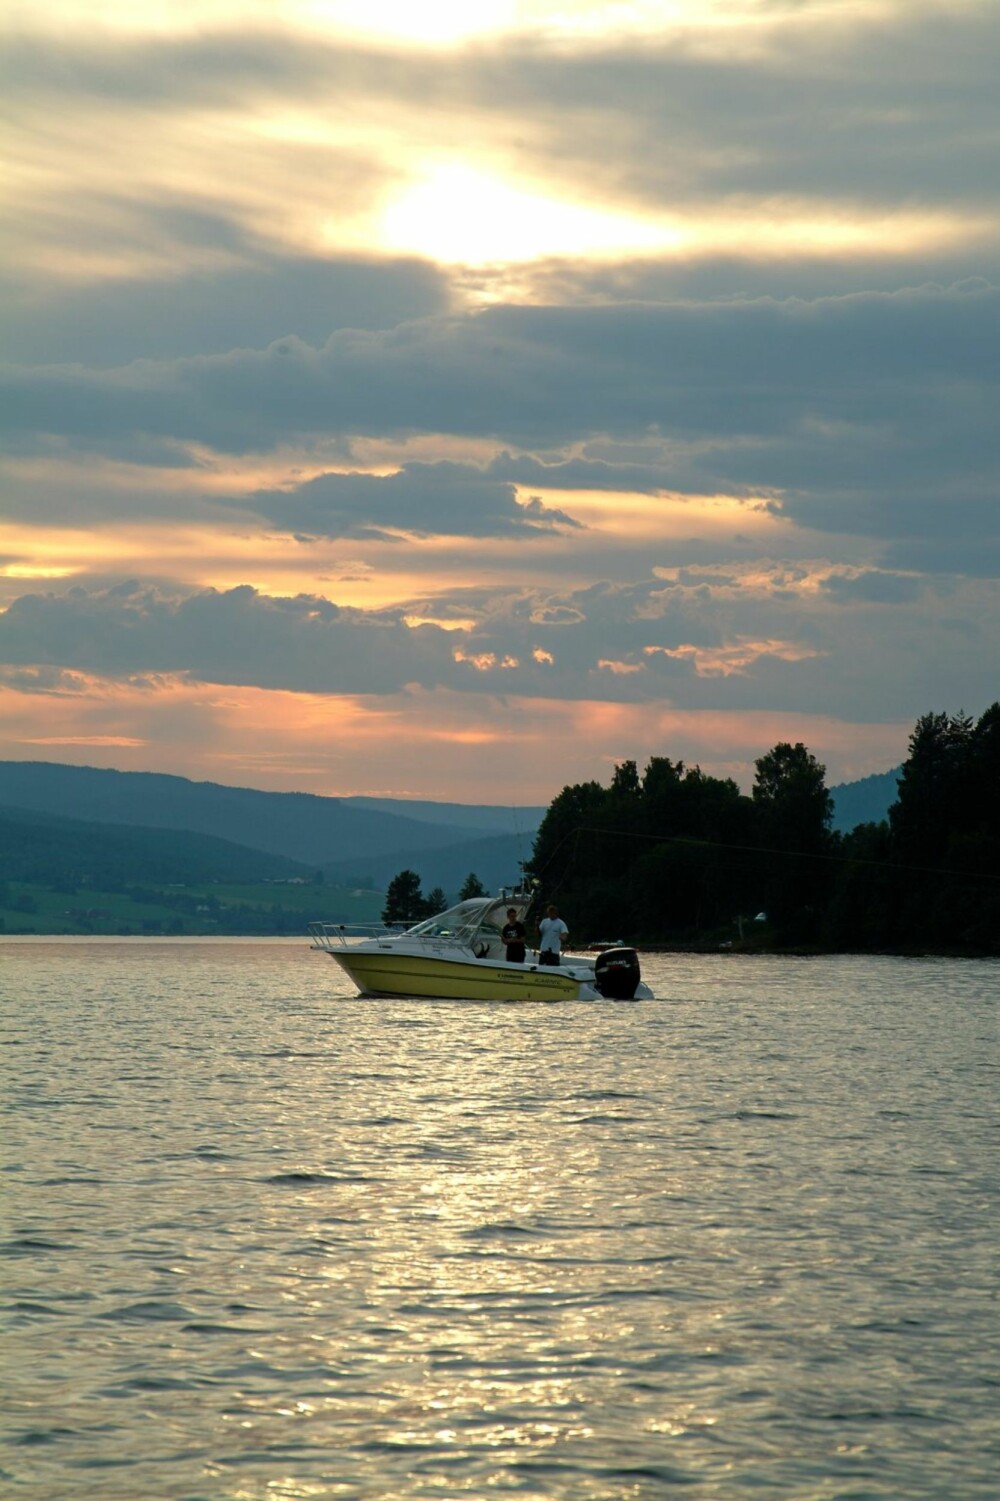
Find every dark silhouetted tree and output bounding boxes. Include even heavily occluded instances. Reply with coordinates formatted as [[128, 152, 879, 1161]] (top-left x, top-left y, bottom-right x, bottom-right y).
[[886, 705, 1000, 947], [610, 759, 641, 798], [751, 742, 834, 940], [753, 742, 833, 848], [970, 703, 1000, 839], [382, 869, 426, 925], [890, 711, 973, 863], [459, 872, 486, 900]]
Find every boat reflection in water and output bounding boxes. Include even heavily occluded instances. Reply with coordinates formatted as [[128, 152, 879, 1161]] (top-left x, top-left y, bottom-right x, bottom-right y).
[[309, 892, 651, 1001]]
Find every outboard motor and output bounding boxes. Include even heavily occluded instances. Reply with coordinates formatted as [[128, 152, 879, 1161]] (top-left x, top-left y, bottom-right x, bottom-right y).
[[594, 946, 642, 1000]]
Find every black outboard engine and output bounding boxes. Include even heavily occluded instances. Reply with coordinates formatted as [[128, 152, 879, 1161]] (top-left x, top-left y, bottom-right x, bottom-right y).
[[594, 947, 642, 1000]]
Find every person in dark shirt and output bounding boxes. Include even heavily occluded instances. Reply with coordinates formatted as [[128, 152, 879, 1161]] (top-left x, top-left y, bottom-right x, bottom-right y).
[[501, 907, 527, 963]]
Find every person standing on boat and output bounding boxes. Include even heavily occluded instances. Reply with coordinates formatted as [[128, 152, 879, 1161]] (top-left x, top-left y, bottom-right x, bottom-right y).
[[501, 907, 527, 963], [537, 904, 569, 966]]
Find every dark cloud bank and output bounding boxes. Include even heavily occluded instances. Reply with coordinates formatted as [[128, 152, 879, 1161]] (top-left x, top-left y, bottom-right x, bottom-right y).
[[2, 573, 996, 722], [4, 282, 997, 566]]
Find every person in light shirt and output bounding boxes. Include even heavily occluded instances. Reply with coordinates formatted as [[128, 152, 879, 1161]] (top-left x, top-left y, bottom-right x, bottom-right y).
[[537, 904, 569, 966]]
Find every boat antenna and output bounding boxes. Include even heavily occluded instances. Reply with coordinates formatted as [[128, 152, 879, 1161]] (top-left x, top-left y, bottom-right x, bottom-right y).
[[510, 800, 530, 893]]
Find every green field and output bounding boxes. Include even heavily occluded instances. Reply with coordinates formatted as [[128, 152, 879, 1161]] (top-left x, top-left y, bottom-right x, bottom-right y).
[[0, 879, 385, 936]]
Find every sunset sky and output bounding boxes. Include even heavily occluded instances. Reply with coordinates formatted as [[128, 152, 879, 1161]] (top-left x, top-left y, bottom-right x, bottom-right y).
[[2, 0, 998, 803]]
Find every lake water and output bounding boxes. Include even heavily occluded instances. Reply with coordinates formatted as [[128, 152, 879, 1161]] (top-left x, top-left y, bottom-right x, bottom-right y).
[[2, 940, 997, 1500]]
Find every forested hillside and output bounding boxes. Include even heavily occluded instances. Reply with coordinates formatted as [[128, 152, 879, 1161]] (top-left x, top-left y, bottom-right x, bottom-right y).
[[0, 805, 308, 887], [0, 762, 505, 866], [0, 805, 385, 934]]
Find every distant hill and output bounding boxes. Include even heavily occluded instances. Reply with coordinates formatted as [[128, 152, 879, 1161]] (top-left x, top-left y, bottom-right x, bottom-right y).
[[324, 831, 534, 897], [829, 768, 901, 832], [0, 804, 309, 888], [342, 795, 546, 833], [0, 762, 537, 870]]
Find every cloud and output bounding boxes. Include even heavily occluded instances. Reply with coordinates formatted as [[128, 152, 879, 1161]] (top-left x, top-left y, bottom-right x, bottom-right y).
[[10, 281, 995, 451], [2, 569, 996, 723], [478, 451, 674, 494], [3, 249, 451, 367], [4, 281, 996, 569], [882, 534, 1000, 579], [817, 569, 925, 605], [0, 584, 457, 695], [9, 10, 999, 220], [521, 249, 1000, 312], [251, 462, 583, 540]]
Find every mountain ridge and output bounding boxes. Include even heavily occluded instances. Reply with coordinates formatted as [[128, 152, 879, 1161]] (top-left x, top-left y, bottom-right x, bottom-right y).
[[0, 761, 537, 870], [0, 801, 310, 887], [829, 768, 901, 832]]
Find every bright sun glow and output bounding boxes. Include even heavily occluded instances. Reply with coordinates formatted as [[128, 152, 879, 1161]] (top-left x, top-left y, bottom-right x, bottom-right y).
[[375, 158, 985, 269], [0, 564, 79, 580], [379, 162, 682, 265]]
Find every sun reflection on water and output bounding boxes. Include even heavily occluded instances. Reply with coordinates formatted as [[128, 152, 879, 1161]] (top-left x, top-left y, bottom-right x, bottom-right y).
[[4, 946, 996, 1497]]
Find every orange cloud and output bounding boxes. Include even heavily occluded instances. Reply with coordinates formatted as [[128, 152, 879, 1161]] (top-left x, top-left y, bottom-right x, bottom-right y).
[[22, 735, 147, 747], [643, 639, 821, 677]]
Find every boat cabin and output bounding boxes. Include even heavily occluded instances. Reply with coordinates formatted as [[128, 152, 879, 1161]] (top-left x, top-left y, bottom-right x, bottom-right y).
[[404, 894, 531, 959]]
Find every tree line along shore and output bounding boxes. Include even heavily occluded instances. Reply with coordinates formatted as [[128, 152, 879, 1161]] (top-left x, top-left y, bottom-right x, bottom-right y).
[[520, 706, 1000, 955]]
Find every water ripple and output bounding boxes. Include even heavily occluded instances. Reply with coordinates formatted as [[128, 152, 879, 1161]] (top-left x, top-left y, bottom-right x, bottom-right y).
[[1, 941, 997, 1500]]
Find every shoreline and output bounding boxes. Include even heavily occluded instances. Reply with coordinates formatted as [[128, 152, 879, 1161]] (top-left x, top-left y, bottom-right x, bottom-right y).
[[3, 929, 996, 959]]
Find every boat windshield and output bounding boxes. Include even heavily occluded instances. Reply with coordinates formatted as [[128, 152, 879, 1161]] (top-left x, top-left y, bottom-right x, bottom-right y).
[[405, 896, 529, 945]]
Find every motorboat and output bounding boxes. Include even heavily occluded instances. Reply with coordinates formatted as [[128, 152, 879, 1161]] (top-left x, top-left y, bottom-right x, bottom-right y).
[[309, 892, 651, 1001]]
